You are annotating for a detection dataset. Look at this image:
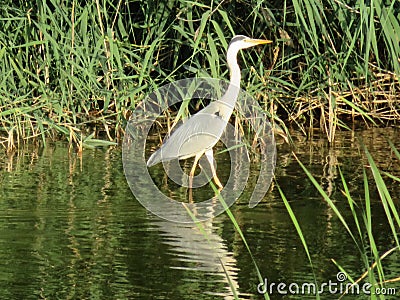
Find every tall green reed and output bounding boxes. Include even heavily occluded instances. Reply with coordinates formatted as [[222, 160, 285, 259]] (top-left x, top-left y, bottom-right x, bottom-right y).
[[289, 140, 400, 298], [1, 0, 399, 150]]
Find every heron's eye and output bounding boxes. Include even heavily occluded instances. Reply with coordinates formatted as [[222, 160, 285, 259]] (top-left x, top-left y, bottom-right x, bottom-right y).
[[214, 111, 220, 117]]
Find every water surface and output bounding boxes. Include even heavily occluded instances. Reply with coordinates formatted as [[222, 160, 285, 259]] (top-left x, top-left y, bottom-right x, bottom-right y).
[[0, 127, 399, 299]]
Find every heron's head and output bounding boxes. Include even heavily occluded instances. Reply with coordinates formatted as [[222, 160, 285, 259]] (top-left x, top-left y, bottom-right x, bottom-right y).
[[228, 35, 272, 51]]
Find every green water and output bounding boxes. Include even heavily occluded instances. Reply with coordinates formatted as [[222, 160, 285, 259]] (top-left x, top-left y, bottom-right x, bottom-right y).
[[0, 128, 399, 299]]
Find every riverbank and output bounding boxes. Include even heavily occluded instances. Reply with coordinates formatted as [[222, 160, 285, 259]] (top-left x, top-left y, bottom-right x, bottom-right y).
[[1, 0, 399, 151]]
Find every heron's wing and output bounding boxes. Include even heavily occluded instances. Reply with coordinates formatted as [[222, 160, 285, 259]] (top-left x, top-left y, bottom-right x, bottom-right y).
[[147, 104, 228, 166]]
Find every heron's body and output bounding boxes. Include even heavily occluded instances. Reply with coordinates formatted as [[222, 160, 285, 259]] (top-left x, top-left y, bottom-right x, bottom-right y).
[[146, 98, 235, 166], [147, 35, 272, 188]]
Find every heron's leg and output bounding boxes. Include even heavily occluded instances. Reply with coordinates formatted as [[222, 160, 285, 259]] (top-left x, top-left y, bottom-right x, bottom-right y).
[[205, 149, 223, 190], [189, 152, 203, 189]]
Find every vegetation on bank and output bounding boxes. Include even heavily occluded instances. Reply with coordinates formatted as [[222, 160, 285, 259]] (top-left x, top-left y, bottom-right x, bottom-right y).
[[1, 0, 399, 150]]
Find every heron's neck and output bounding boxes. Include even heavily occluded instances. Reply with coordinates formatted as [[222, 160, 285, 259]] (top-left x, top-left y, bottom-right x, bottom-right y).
[[224, 48, 241, 107]]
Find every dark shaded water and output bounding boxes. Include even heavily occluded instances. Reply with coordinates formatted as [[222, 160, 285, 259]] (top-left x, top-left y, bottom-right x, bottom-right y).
[[0, 128, 399, 299]]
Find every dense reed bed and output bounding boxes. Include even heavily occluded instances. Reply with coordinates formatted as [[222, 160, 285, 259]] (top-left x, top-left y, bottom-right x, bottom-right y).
[[1, 0, 399, 150]]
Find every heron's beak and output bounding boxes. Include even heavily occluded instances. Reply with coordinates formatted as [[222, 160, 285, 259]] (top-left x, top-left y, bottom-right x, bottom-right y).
[[245, 38, 273, 45]]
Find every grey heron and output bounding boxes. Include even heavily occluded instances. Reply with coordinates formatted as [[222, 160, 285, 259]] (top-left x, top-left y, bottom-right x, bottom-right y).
[[147, 35, 272, 189]]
